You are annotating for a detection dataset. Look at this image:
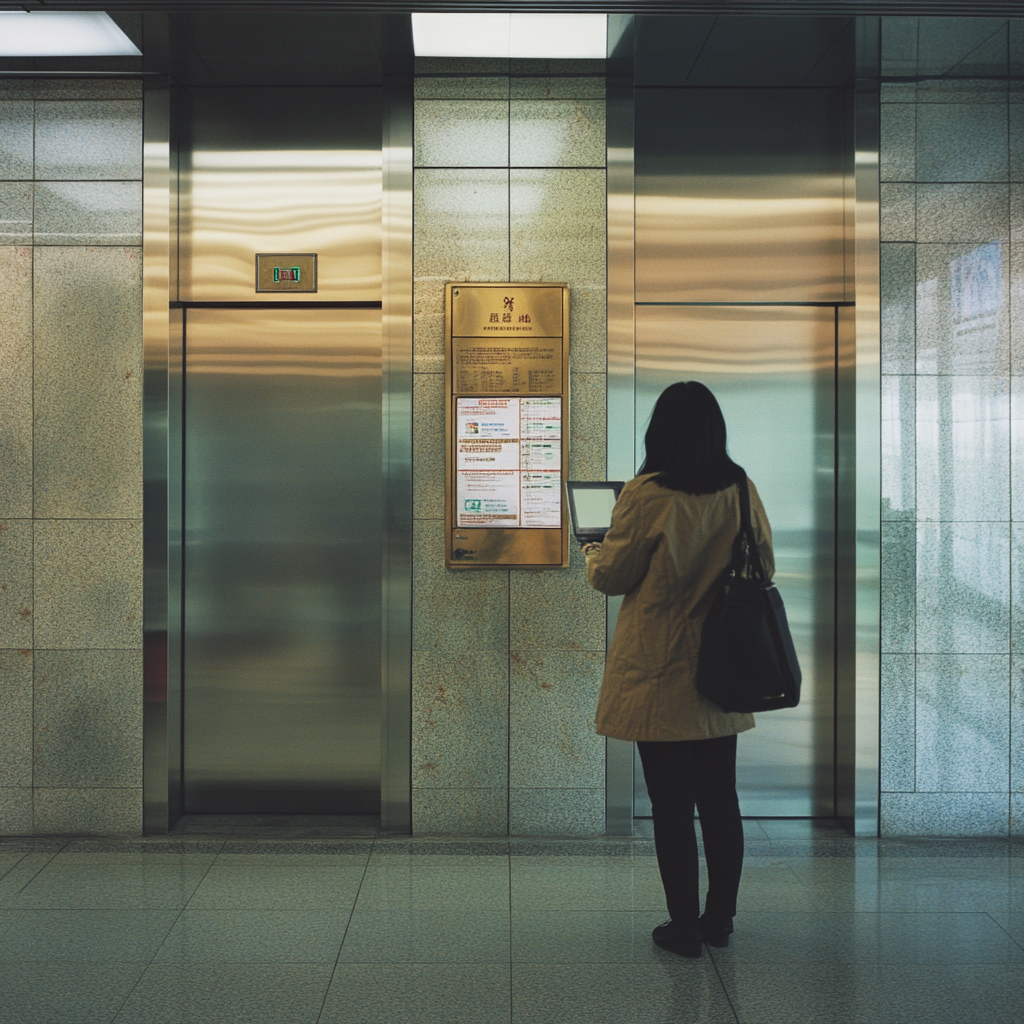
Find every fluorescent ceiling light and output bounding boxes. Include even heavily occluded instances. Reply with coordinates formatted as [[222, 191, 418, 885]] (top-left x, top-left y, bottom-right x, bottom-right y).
[[412, 13, 606, 60], [0, 12, 141, 57]]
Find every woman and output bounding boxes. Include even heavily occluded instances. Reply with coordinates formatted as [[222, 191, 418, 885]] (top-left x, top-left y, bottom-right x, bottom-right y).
[[583, 381, 774, 958]]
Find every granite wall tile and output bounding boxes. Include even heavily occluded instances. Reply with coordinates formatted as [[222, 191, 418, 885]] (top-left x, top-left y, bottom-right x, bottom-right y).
[[880, 104, 915, 181], [0, 100, 33, 179], [918, 20, 1008, 78], [0, 81, 33, 98], [0, 649, 33, 789], [568, 372, 606, 483], [1010, 105, 1024, 182], [880, 183, 915, 242], [412, 374, 445, 520], [880, 654, 915, 792], [1011, 246, 1024, 375], [1012, 793, 1024, 836], [916, 184, 1008, 244], [510, 77, 605, 100], [412, 519, 509, 653], [412, 788, 508, 835], [509, 650, 604, 788], [34, 100, 143, 180], [881, 82, 917, 104], [33, 649, 143, 788], [33, 181, 142, 246], [1011, 525, 1024, 661], [509, 787, 604, 836], [414, 100, 509, 168], [32, 80, 143, 100], [916, 103, 1008, 182], [0, 520, 33, 649], [880, 17, 918, 77], [1010, 184, 1024, 243], [509, 59, 606, 76], [915, 375, 1009, 522], [33, 787, 142, 836], [510, 99, 605, 168], [0, 788, 33, 836], [412, 650, 508, 789], [0, 246, 33, 518], [510, 542, 605, 652], [915, 243, 1008, 375], [916, 522, 1009, 654], [882, 375, 916, 520], [916, 654, 1009, 792], [880, 792, 1009, 837], [917, 79, 1010, 105], [881, 522, 915, 653], [1011, 656, 1023, 794], [34, 519, 143, 650], [0, 183, 32, 244], [1011, 380, 1024, 518], [414, 77, 509, 100], [32, 245, 143, 518], [415, 57, 510, 76], [880, 244, 916, 375]]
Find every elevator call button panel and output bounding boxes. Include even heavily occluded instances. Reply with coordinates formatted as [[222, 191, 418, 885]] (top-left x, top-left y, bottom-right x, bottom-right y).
[[256, 253, 318, 293], [445, 283, 570, 569]]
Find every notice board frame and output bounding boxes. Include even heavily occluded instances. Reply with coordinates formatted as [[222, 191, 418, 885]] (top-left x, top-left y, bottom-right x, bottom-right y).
[[445, 282, 570, 569]]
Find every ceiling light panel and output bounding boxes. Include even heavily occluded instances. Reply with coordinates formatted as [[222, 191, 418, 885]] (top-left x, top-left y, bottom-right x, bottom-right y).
[[412, 13, 606, 60], [0, 12, 142, 57]]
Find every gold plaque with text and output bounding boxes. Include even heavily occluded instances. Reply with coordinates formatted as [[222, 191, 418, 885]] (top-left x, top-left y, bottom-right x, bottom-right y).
[[451, 284, 563, 338]]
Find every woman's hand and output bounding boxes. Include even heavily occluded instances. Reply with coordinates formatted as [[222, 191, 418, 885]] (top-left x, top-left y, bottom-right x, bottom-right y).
[[581, 542, 602, 557]]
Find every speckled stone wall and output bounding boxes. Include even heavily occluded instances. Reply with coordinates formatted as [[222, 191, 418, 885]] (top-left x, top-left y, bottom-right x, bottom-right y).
[[412, 68, 608, 835], [878, 17, 1024, 837], [0, 79, 143, 836]]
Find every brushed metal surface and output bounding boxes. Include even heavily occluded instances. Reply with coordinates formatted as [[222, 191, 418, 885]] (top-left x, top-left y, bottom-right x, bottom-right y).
[[635, 304, 838, 817], [635, 88, 847, 303], [381, 76, 414, 834], [179, 87, 382, 303], [182, 308, 382, 813]]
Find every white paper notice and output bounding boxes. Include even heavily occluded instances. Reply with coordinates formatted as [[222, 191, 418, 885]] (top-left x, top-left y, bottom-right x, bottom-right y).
[[456, 397, 562, 528]]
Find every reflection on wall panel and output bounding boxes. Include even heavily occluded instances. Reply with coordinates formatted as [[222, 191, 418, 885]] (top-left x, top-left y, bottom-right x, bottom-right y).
[[180, 88, 382, 303], [635, 305, 836, 816], [635, 89, 847, 303], [183, 309, 382, 813]]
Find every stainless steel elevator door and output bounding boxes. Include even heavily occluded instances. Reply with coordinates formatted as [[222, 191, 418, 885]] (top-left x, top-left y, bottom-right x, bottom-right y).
[[634, 305, 836, 817], [183, 308, 382, 814]]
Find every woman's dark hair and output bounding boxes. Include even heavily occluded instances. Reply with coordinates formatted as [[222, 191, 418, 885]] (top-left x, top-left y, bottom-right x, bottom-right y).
[[638, 381, 745, 495]]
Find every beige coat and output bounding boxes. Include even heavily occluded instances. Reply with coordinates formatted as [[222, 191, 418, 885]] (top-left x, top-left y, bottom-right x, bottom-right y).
[[585, 472, 775, 742]]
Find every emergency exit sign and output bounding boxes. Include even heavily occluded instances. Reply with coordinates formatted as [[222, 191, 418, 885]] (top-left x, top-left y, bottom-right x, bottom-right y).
[[256, 253, 318, 293]]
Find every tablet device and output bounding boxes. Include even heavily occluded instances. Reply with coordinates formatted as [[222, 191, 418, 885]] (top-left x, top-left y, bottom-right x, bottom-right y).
[[567, 481, 624, 544]]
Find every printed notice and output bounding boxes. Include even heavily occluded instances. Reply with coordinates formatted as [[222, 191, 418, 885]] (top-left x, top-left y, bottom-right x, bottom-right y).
[[456, 397, 562, 528]]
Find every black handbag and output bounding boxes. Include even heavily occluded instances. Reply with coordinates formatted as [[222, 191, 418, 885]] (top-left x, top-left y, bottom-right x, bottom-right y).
[[695, 477, 801, 714]]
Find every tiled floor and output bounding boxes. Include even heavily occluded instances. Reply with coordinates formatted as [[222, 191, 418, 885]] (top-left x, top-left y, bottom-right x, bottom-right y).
[[1, 817, 1022, 1023]]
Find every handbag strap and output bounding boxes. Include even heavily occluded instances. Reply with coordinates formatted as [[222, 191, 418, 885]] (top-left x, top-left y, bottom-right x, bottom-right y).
[[732, 475, 767, 583]]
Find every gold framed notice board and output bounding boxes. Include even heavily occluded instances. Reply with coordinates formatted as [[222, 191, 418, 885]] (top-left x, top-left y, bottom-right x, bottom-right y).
[[445, 283, 570, 569]]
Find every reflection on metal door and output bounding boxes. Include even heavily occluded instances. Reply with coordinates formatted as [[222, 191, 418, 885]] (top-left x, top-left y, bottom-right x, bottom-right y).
[[183, 308, 381, 814], [633, 305, 837, 817]]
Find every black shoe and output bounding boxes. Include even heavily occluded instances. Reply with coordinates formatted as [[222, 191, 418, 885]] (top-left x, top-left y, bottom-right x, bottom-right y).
[[698, 913, 734, 948], [652, 920, 702, 958]]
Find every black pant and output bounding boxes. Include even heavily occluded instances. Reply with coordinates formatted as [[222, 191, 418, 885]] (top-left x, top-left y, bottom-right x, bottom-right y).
[[637, 734, 743, 926]]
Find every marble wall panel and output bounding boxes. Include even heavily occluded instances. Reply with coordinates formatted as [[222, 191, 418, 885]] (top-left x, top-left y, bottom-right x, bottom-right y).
[[916, 184, 1008, 244], [414, 100, 509, 168], [509, 78, 605, 100], [1010, 104, 1024, 182], [0, 100, 33, 179], [880, 654, 915, 792], [881, 522, 915, 653], [880, 791, 1009, 837], [879, 104, 915, 182], [509, 650, 604, 789], [33, 182, 142, 246], [1012, 383, 1024, 520], [34, 101, 143, 180], [412, 650, 508, 790], [0, 245, 33, 518], [0, 649, 33, 788], [32, 246, 143, 519], [0, 520, 33, 649], [880, 183, 915, 242], [0, 183, 33, 244], [31, 81, 143, 101], [915, 522, 1009, 654], [0, 788, 33, 836], [1012, 793, 1024, 836], [33, 519, 143, 650], [915, 374, 1009, 522], [414, 77, 509, 100], [33, 650, 143, 788], [568, 373, 607, 483], [508, 787, 604, 836], [915, 243, 1008, 375], [880, 244, 916, 375], [412, 519, 509, 653], [1011, 656, 1023, 794], [412, 788, 508, 835], [915, 654, 1009, 792], [412, 374, 445, 520], [509, 100, 606, 168], [916, 103, 1008, 182], [882, 375, 916, 520], [32, 787, 142, 836], [1011, 247, 1024, 375]]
